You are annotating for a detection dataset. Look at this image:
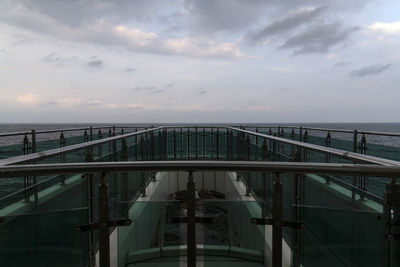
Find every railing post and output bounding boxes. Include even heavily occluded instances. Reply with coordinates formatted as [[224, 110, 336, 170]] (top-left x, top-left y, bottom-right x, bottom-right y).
[[195, 126, 198, 160], [352, 130, 358, 203], [325, 132, 331, 184], [384, 180, 400, 267], [90, 126, 93, 141], [299, 127, 303, 142], [31, 130, 36, 153], [187, 128, 191, 159], [272, 172, 283, 267], [60, 131, 66, 185], [359, 134, 367, 200], [202, 128, 206, 159], [84, 130, 88, 142], [98, 130, 103, 158], [23, 134, 31, 202], [187, 171, 196, 267], [99, 173, 110, 267], [173, 129, 177, 160], [216, 128, 220, 160]]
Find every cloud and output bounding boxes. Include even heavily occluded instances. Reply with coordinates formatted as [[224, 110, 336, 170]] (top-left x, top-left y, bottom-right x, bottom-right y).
[[87, 100, 102, 106], [132, 86, 165, 94], [280, 23, 359, 55], [350, 64, 392, 77], [199, 90, 208, 95], [17, 93, 40, 104], [245, 6, 327, 44], [86, 58, 103, 67], [334, 61, 352, 67], [368, 21, 400, 35], [124, 67, 136, 73], [58, 97, 82, 107], [0, 5, 244, 59]]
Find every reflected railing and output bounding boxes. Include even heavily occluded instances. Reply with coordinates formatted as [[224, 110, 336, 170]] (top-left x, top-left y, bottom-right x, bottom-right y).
[[0, 161, 399, 267]]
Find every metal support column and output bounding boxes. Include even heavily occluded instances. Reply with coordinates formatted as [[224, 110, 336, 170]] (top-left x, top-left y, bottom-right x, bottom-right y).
[[272, 173, 283, 267], [187, 171, 196, 267], [98, 173, 110, 267]]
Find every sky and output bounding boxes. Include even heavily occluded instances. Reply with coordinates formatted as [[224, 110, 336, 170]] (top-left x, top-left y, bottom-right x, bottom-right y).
[[0, 0, 399, 123]]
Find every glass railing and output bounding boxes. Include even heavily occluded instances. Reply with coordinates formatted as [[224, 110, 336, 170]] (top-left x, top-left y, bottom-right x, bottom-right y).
[[0, 163, 398, 267]]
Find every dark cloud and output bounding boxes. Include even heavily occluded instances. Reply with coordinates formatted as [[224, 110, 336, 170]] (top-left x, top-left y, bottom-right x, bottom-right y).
[[124, 68, 136, 73], [184, 0, 268, 32], [87, 101, 102, 106], [132, 86, 165, 94], [245, 6, 327, 44], [199, 90, 208, 95], [183, 0, 371, 32], [43, 53, 78, 66], [280, 23, 359, 55], [334, 61, 352, 67], [43, 53, 63, 65], [86, 59, 103, 67], [16, 0, 168, 27], [165, 83, 175, 88], [350, 64, 392, 77]]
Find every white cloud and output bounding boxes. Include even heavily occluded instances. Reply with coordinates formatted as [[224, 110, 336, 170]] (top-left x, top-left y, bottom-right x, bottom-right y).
[[58, 97, 81, 107], [368, 21, 400, 35], [1, 6, 244, 59], [17, 93, 40, 104]]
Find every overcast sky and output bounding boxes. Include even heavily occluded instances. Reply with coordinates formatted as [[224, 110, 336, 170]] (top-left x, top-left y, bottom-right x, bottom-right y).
[[0, 0, 399, 123]]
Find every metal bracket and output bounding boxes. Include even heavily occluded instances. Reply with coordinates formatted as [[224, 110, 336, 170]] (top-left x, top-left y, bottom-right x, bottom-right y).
[[167, 217, 214, 224], [250, 218, 306, 229], [77, 218, 132, 232]]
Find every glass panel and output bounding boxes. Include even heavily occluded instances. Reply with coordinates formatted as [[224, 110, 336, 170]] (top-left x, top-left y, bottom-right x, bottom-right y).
[[0, 208, 89, 267]]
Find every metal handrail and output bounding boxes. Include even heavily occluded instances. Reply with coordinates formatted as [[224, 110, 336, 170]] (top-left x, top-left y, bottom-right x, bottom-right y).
[[231, 125, 400, 137], [0, 127, 162, 166], [228, 127, 400, 166], [1, 125, 400, 168], [1, 161, 400, 178]]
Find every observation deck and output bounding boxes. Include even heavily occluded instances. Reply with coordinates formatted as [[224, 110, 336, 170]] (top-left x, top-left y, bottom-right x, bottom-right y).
[[0, 125, 399, 267]]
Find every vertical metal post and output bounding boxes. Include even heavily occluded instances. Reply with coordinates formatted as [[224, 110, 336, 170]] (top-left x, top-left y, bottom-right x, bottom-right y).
[[237, 130, 240, 160], [112, 125, 116, 136], [23, 134, 30, 202], [173, 129, 177, 160], [98, 130, 103, 158], [164, 128, 168, 160], [84, 130, 88, 142], [31, 130, 38, 207], [99, 173, 110, 267], [187, 128, 191, 159], [90, 126, 93, 141], [226, 128, 229, 160], [187, 171, 196, 267], [246, 135, 250, 161], [359, 134, 367, 200], [180, 128, 184, 158], [60, 132, 66, 185], [325, 132, 331, 184], [202, 128, 206, 159], [135, 129, 138, 161], [31, 130, 36, 153], [384, 180, 400, 267], [195, 126, 198, 160], [352, 130, 358, 203], [216, 128, 220, 160], [272, 173, 283, 267], [299, 127, 303, 142], [211, 128, 214, 158]]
